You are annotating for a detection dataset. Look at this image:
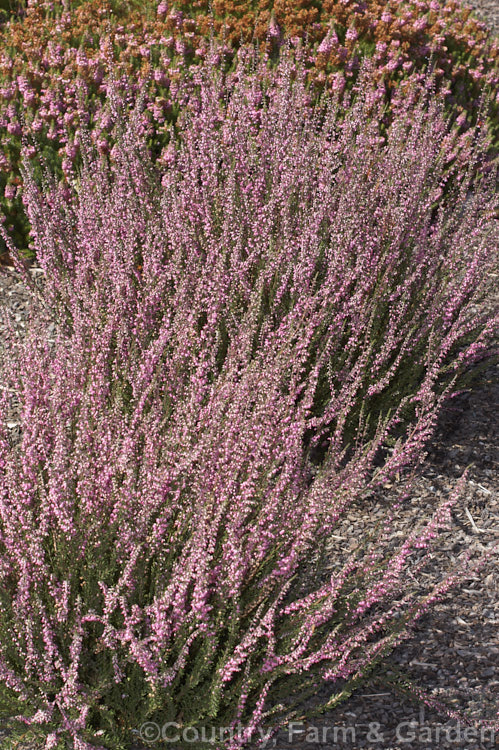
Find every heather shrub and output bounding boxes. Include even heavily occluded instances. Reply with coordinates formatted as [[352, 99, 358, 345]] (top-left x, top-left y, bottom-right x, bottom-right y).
[[0, 0, 23, 24], [0, 52, 498, 749], [1, 0, 498, 260]]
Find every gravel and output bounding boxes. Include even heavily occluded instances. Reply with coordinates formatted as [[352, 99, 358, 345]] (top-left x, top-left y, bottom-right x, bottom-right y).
[[271, 361, 499, 750], [465, 0, 499, 32]]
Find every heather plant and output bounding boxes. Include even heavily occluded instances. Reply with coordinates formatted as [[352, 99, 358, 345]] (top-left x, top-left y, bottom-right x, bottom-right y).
[[0, 51, 498, 749], [1, 0, 498, 261], [0, 0, 23, 24]]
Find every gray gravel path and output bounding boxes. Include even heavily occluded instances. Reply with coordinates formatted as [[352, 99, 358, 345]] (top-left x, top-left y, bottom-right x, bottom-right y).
[[465, 0, 499, 33]]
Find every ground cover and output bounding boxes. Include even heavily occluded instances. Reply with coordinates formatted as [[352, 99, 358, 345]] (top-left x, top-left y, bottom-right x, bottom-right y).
[[0, 2, 497, 749], [0, 0, 498, 261]]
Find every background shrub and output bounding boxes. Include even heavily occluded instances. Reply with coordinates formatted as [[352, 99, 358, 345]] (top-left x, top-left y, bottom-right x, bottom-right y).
[[0, 0, 497, 261], [0, 48, 497, 748]]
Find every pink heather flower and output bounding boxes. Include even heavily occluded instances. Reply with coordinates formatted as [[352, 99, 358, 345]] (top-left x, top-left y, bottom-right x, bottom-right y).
[[4, 184, 16, 200], [345, 27, 358, 43], [24, 90, 37, 106], [100, 114, 114, 131], [268, 16, 281, 40], [413, 17, 428, 32], [76, 49, 88, 68], [97, 138, 109, 154], [157, 0, 168, 18], [159, 142, 176, 168], [16, 75, 29, 93], [150, 104, 164, 122], [208, 52, 221, 66], [174, 39, 187, 56], [7, 121, 22, 136], [153, 69, 169, 86], [168, 9, 183, 27], [330, 72, 346, 93], [31, 117, 44, 132], [93, 67, 104, 85], [0, 84, 15, 100], [317, 29, 338, 56], [381, 12, 392, 23], [386, 57, 400, 71]]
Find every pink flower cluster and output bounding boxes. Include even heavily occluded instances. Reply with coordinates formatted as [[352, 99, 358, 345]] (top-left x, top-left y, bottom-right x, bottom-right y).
[[0, 0, 498, 263], [0, 46, 497, 748]]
